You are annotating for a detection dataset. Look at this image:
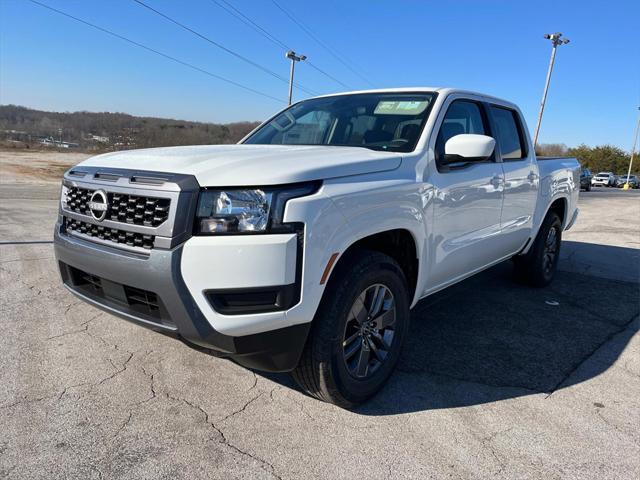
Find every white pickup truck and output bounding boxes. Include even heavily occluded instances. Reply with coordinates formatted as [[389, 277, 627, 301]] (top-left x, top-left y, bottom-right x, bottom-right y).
[[54, 88, 580, 407]]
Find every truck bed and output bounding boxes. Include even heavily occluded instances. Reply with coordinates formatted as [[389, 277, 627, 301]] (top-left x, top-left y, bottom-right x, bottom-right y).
[[536, 156, 579, 162]]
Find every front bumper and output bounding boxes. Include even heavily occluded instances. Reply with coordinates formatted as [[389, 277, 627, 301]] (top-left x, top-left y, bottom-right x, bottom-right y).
[[54, 226, 310, 372]]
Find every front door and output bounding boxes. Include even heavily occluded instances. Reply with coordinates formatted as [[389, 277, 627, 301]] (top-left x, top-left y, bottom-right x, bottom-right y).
[[424, 98, 505, 291]]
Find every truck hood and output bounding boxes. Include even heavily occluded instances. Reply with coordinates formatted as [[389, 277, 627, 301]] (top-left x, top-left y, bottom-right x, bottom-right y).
[[78, 144, 403, 186]]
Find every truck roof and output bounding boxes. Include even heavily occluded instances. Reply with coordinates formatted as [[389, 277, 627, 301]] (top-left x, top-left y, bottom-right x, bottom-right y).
[[309, 87, 518, 109]]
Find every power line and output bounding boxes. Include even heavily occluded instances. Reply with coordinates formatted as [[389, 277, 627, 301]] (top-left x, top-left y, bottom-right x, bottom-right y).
[[133, 0, 318, 96], [306, 62, 352, 90], [27, 0, 285, 103], [269, 0, 374, 87], [209, 0, 352, 89], [210, 0, 288, 50]]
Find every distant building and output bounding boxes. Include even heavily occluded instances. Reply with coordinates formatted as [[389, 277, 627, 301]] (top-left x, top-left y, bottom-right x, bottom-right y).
[[88, 134, 110, 143], [39, 137, 79, 148]]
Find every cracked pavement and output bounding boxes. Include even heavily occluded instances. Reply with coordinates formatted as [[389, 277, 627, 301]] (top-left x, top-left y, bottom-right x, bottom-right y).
[[1, 181, 639, 479]]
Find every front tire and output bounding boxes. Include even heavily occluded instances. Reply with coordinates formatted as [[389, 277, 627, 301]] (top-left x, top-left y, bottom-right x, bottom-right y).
[[513, 211, 562, 287], [292, 250, 410, 408]]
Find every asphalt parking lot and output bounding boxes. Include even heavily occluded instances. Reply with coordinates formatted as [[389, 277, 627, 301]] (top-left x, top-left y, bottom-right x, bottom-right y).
[[1, 182, 639, 479]]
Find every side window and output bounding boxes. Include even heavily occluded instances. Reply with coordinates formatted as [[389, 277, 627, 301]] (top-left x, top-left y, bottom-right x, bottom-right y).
[[435, 100, 488, 164], [490, 106, 527, 160]]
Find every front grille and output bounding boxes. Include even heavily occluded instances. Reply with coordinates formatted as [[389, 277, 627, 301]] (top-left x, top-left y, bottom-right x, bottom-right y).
[[66, 186, 92, 215], [66, 186, 170, 227], [65, 217, 155, 250], [65, 264, 174, 328]]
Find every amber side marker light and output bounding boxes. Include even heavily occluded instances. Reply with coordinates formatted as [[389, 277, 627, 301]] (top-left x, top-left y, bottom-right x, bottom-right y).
[[320, 253, 340, 285]]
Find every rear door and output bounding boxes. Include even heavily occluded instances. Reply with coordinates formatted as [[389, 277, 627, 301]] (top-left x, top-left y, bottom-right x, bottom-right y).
[[487, 105, 538, 254], [424, 96, 505, 291]]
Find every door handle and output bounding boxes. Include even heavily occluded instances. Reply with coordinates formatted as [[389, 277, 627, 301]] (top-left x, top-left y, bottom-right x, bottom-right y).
[[527, 171, 538, 182], [490, 175, 503, 187]]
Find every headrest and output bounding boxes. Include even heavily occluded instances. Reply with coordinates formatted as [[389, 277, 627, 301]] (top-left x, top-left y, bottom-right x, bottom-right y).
[[401, 123, 420, 141], [441, 122, 465, 142]]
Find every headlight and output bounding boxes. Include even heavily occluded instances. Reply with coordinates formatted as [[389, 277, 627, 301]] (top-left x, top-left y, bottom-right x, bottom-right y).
[[195, 182, 320, 235], [60, 184, 69, 208], [197, 189, 272, 233]]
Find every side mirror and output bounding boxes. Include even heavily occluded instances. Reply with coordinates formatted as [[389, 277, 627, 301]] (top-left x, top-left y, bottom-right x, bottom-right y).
[[442, 134, 496, 165]]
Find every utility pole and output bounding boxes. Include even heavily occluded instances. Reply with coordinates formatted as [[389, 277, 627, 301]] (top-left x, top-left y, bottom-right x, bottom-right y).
[[623, 107, 640, 190], [533, 32, 570, 150], [286, 50, 307, 105]]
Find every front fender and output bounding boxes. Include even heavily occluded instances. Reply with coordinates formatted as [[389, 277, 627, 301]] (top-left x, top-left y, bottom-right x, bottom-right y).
[[316, 178, 427, 307]]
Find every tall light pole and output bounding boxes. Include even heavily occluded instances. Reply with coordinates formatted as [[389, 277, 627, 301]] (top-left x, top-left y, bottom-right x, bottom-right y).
[[286, 50, 306, 105], [623, 107, 640, 190], [533, 32, 570, 150]]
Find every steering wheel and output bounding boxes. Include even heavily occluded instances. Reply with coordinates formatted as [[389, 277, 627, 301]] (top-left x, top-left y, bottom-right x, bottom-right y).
[[388, 138, 409, 147]]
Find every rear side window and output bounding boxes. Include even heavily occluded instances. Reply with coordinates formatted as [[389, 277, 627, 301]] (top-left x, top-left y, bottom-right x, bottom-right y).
[[490, 106, 527, 160]]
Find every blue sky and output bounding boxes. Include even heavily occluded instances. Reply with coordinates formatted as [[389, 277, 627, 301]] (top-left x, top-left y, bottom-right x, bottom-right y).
[[1, 0, 638, 149]]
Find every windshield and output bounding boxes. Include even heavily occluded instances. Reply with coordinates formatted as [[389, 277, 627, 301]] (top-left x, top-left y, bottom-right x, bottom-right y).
[[243, 92, 436, 152]]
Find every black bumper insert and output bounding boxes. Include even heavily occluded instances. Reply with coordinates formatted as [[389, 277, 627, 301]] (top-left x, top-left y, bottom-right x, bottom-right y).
[[62, 263, 175, 329], [205, 284, 297, 315]]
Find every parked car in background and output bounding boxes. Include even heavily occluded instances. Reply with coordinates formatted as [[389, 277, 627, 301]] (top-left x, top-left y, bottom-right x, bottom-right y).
[[615, 175, 639, 188], [580, 168, 592, 191], [591, 172, 616, 187]]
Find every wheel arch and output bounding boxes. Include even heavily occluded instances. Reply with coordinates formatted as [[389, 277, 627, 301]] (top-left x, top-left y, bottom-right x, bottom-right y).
[[548, 196, 568, 226], [323, 228, 420, 305], [522, 194, 569, 256]]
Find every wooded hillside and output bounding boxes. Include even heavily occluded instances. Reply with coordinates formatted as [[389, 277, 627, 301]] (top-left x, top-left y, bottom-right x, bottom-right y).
[[0, 105, 260, 151]]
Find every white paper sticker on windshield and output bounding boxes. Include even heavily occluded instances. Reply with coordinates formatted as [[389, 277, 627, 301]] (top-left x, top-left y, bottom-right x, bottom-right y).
[[374, 100, 429, 115]]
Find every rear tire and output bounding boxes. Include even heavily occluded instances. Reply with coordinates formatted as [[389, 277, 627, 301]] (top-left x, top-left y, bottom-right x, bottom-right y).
[[292, 250, 410, 408], [513, 211, 562, 287]]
